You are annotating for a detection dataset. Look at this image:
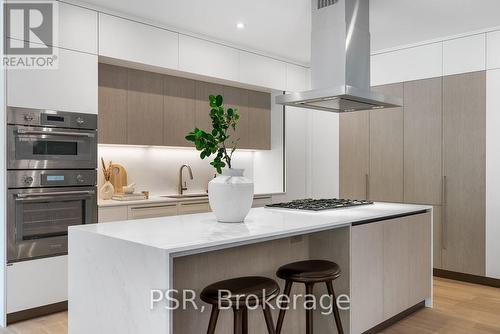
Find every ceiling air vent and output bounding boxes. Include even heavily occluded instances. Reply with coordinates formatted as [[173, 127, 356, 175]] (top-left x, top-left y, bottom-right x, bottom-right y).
[[317, 0, 338, 9]]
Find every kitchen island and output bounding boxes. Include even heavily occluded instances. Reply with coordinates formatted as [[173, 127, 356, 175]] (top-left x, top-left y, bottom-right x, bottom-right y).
[[68, 202, 432, 334]]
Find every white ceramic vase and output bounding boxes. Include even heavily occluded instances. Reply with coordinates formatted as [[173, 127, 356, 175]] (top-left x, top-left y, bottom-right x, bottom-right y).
[[208, 168, 254, 223], [100, 181, 114, 200]]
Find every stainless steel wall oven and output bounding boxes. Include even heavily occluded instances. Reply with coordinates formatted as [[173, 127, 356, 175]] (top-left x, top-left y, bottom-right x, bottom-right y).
[[6, 107, 98, 263]]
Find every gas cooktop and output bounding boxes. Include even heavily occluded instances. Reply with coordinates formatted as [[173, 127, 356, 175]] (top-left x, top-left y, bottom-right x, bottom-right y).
[[265, 198, 374, 211]]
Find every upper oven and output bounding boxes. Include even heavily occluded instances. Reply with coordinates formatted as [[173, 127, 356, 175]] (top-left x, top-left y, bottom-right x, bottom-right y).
[[7, 107, 97, 170]]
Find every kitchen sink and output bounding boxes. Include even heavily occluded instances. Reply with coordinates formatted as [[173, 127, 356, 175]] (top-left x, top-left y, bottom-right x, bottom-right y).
[[161, 193, 208, 199]]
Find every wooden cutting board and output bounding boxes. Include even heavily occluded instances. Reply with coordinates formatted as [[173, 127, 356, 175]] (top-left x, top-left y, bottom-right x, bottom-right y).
[[110, 163, 128, 194]]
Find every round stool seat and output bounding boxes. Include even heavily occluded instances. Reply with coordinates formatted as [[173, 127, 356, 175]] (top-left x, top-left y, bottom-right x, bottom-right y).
[[201, 276, 280, 307], [276, 260, 341, 283]]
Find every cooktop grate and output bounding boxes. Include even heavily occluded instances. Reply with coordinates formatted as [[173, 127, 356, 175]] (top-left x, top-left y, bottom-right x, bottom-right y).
[[266, 198, 374, 211]]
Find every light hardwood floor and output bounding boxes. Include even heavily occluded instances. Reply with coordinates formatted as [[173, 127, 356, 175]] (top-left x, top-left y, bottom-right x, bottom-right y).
[[1, 278, 499, 334]]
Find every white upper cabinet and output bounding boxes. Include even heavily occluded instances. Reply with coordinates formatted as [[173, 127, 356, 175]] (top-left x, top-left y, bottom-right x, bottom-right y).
[[286, 63, 309, 92], [487, 30, 500, 70], [179, 35, 239, 81], [6, 2, 97, 54], [239, 52, 287, 91], [99, 13, 179, 69], [371, 43, 442, 86], [58, 3, 98, 54], [443, 34, 486, 76], [7, 47, 98, 114]]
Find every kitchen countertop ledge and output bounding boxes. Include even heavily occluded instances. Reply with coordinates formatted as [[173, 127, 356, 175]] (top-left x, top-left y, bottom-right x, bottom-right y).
[[72, 202, 431, 257]]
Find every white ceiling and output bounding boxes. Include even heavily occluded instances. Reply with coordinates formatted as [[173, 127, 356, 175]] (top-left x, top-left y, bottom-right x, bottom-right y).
[[81, 0, 500, 65]]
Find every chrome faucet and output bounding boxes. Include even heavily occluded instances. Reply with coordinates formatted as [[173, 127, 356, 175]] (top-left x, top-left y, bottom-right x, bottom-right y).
[[178, 164, 194, 195]]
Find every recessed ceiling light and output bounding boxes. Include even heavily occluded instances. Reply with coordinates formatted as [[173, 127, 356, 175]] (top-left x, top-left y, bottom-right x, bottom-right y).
[[236, 22, 245, 30]]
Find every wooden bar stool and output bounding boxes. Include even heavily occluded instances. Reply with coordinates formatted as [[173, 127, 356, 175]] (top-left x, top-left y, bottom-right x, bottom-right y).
[[275, 260, 344, 334], [200, 276, 280, 334]]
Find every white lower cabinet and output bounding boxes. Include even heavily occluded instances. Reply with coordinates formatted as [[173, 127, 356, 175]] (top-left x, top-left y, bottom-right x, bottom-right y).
[[7, 256, 68, 314], [128, 203, 178, 220], [351, 212, 432, 333], [98, 196, 273, 222], [7, 47, 98, 113], [98, 206, 128, 223]]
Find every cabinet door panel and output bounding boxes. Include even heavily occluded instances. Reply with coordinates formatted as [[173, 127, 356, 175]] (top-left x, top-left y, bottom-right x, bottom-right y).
[[339, 111, 370, 199], [433, 206, 443, 269], [98, 64, 128, 144], [223, 86, 250, 149], [195, 81, 223, 132], [164, 76, 196, 147], [7, 47, 97, 114], [404, 78, 443, 205], [351, 222, 384, 333], [383, 217, 410, 320], [370, 83, 404, 202], [442, 71, 486, 276], [248, 91, 271, 150], [127, 69, 164, 145], [408, 212, 432, 306]]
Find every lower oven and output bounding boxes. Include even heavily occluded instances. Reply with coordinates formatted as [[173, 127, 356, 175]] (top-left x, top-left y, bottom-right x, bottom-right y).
[[7, 170, 97, 263]]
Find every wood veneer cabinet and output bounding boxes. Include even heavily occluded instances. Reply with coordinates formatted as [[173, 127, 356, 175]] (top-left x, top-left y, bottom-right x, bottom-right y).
[[98, 64, 271, 149], [369, 83, 404, 202], [339, 110, 370, 200], [98, 63, 128, 144], [442, 71, 486, 276], [163, 76, 196, 147], [403, 78, 443, 205], [351, 212, 432, 333], [127, 68, 164, 145]]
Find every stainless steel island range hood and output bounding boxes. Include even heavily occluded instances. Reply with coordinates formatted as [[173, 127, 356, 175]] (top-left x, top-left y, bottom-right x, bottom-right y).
[[276, 0, 402, 112]]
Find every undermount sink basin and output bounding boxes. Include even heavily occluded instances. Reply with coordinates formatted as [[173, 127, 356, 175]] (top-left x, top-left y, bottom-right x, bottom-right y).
[[161, 193, 208, 199]]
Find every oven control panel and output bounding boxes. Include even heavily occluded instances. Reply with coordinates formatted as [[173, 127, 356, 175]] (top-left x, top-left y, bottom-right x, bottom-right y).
[[7, 170, 97, 188], [7, 106, 97, 130]]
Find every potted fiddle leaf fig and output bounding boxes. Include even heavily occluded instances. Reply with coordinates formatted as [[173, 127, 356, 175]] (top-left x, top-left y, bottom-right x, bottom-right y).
[[185, 94, 254, 223]]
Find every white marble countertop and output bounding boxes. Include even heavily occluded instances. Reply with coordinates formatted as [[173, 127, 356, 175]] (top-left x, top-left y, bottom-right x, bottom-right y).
[[72, 202, 431, 256], [98, 193, 276, 207]]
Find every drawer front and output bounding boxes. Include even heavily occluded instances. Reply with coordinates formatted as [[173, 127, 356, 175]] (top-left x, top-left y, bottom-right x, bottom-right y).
[[98, 206, 128, 223], [179, 202, 210, 215], [128, 204, 178, 220]]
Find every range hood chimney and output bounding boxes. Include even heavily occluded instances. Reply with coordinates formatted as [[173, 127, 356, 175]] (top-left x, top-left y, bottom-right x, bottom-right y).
[[276, 0, 402, 112]]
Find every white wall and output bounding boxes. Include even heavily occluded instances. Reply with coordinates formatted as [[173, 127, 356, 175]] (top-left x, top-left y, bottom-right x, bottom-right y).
[[486, 69, 500, 279], [0, 1, 6, 326]]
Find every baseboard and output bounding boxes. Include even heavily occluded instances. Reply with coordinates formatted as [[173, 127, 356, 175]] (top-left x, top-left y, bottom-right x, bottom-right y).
[[434, 269, 500, 288], [363, 301, 425, 334], [7, 301, 68, 325]]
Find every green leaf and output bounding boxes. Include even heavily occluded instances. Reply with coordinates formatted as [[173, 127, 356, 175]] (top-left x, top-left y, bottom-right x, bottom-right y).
[[215, 95, 223, 107], [209, 95, 217, 107]]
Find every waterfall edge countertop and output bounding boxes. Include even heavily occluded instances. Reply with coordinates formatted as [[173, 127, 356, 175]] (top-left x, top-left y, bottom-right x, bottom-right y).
[[70, 202, 431, 256]]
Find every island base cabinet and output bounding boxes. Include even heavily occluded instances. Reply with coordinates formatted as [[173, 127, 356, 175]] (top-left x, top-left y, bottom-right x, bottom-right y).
[[351, 212, 432, 333]]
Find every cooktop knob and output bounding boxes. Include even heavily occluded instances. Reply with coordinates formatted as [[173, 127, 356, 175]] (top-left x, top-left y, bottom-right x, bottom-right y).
[[24, 176, 33, 184], [76, 117, 84, 125], [24, 114, 34, 121]]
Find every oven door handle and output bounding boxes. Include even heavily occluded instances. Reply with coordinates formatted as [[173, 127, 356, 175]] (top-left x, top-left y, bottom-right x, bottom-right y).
[[15, 190, 95, 199], [16, 128, 94, 138]]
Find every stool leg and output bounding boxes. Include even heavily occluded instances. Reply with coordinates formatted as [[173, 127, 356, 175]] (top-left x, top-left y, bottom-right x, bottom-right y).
[[233, 308, 243, 334], [276, 280, 292, 334], [262, 305, 276, 334], [326, 281, 344, 334], [242, 307, 248, 334], [305, 283, 314, 334], [207, 306, 220, 334]]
